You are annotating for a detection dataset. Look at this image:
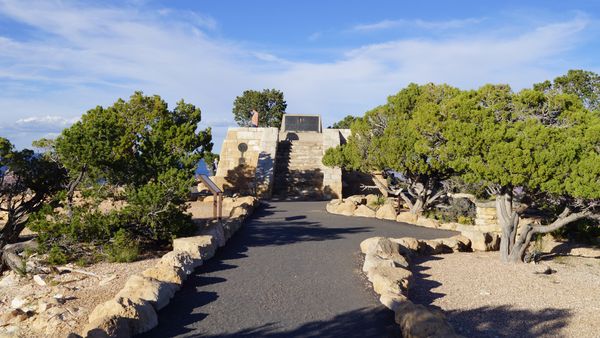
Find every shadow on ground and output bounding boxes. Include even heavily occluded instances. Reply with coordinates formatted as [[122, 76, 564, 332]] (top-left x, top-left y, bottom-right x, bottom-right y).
[[409, 256, 573, 338], [233, 203, 373, 247], [199, 307, 400, 338]]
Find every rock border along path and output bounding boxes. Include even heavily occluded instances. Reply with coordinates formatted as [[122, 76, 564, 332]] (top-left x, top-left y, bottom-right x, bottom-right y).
[[82, 198, 258, 337], [140, 201, 457, 337]]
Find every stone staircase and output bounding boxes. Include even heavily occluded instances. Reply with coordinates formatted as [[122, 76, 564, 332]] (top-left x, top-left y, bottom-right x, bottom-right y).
[[273, 133, 326, 200]]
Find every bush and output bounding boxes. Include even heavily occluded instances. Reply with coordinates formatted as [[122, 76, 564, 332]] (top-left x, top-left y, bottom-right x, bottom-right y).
[[370, 195, 386, 208], [106, 229, 139, 263], [425, 198, 476, 224], [121, 168, 196, 242], [552, 218, 600, 244], [457, 215, 475, 225], [47, 245, 68, 265]]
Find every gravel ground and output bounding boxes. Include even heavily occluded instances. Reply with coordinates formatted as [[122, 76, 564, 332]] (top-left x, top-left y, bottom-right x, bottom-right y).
[[410, 251, 600, 338], [0, 257, 159, 337]]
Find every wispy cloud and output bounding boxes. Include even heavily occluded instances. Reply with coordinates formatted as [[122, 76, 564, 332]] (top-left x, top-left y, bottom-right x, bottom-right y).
[[308, 32, 322, 42], [352, 17, 485, 32], [0, 0, 592, 150], [15, 115, 79, 130]]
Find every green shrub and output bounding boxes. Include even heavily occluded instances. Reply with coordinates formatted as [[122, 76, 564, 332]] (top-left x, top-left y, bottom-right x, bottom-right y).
[[370, 195, 386, 208], [425, 198, 476, 224], [106, 229, 140, 263], [457, 215, 474, 225], [47, 245, 68, 265]]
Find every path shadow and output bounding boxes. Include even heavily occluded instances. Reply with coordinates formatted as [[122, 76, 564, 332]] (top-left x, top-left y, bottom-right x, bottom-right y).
[[200, 306, 400, 338], [240, 202, 373, 247], [447, 306, 572, 338], [409, 256, 573, 338], [141, 271, 224, 337], [408, 255, 445, 306]]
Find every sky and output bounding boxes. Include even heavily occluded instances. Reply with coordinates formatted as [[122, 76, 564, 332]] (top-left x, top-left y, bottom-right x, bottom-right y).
[[1, 0, 600, 151]]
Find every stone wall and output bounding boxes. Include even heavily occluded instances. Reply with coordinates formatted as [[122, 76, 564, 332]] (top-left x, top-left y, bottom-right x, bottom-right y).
[[474, 201, 500, 232], [213, 127, 278, 199], [321, 129, 349, 199]]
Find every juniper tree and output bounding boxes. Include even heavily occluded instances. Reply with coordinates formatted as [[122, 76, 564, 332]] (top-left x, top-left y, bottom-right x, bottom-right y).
[[445, 84, 600, 262], [232, 89, 287, 128], [0, 138, 66, 257], [324, 83, 459, 214]]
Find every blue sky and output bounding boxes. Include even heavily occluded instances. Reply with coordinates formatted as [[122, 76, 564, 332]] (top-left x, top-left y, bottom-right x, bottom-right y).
[[1, 0, 599, 151]]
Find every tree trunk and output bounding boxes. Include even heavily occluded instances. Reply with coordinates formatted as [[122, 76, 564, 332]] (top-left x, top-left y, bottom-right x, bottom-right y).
[[410, 198, 424, 215], [370, 174, 389, 198], [495, 192, 520, 262], [495, 196, 595, 263]]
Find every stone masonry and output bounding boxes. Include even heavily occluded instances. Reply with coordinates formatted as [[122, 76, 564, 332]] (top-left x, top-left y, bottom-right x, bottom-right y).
[[213, 127, 279, 199], [212, 116, 349, 200]]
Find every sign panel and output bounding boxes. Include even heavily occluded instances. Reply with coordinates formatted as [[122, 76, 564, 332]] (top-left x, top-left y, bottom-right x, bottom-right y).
[[283, 115, 321, 132], [198, 174, 222, 194]]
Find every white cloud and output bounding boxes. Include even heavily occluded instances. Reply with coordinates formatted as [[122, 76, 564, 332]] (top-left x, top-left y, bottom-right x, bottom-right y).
[[352, 18, 485, 32], [15, 115, 78, 129], [0, 0, 594, 151]]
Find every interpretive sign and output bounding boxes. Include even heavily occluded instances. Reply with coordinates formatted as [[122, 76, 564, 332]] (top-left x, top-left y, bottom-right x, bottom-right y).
[[282, 114, 321, 133]]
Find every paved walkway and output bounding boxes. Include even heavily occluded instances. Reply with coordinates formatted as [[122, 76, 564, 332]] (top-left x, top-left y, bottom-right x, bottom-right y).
[[141, 201, 457, 338]]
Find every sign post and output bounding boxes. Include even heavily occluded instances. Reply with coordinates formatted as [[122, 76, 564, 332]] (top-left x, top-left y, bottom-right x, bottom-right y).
[[198, 174, 223, 220]]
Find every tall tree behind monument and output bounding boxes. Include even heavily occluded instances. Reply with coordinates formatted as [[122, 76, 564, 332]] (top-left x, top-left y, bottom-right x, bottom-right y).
[[232, 89, 287, 128]]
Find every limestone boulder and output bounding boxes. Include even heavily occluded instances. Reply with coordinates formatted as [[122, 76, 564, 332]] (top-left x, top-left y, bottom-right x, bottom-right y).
[[418, 240, 453, 255], [332, 200, 357, 216], [438, 235, 472, 252], [375, 238, 410, 269], [222, 217, 243, 240], [160, 250, 200, 273], [325, 199, 342, 213], [116, 275, 177, 311], [362, 253, 395, 273], [461, 230, 500, 251], [375, 203, 397, 221], [200, 223, 226, 247], [172, 235, 217, 260], [365, 194, 380, 208], [391, 237, 423, 253], [229, 205, 249, 219], [85, 316, 131, 338], [569, 246, 600, 258], [395, 303, 461, 338], [367, 266, 412, 295], [360, 237, 384, 255], [396, 212, 418, 224], [346, 195, 366, 205], [361, 237, 409, 272], [380, 292, 410, 312], [231, 196, 257, 209], [353, 205, 376, 218], [142, 262, 186, 286], [416, 217, 441, 228], [87, 297, 157, 336]]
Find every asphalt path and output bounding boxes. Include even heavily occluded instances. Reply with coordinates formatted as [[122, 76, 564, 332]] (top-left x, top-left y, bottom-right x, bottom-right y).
[[141, 201, 457, 338]]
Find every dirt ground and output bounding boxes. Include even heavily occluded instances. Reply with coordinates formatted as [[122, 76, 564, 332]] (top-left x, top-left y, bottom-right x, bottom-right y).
[[410, 245, 600, 338], [0, 258, 160, 337]]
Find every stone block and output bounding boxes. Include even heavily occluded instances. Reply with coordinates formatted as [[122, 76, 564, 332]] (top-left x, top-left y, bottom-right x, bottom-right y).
[[116, 275, 177, 311], [172, 235, 217, 260]]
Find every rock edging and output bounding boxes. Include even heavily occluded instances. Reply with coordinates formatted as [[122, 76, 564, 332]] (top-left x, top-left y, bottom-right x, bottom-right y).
[[81, 197, 259, 338], [360, 235, 470, 338], [328, 197, 500, 252]]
